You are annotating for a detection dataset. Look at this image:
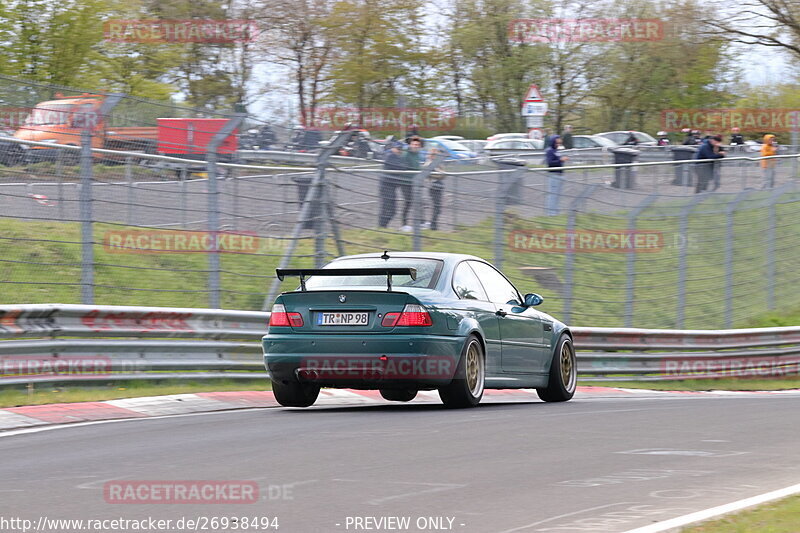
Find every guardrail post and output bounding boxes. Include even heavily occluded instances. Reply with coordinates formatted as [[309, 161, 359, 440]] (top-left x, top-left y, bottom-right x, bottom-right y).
[[206, 113, 246, 309], [766, 183, 794, 310], [624, 194, 658, 327], [263, 131, 356, 310], [676, 194, 706, 329], [80, 93, 123, 305], [412, 153, 446, 251], [724, 189, 756, 328], [563, 183, 599, 324]]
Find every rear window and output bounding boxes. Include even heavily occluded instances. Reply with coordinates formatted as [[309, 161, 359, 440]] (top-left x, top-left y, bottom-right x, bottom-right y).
[[305, 257, 443, 290]]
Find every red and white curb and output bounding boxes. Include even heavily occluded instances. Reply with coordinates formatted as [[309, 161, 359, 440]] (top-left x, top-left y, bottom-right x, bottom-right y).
[[1, 387, 797, 432]]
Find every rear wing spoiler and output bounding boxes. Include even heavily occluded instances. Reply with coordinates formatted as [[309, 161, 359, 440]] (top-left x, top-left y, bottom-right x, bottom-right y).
[[276, 268, 417, 292]]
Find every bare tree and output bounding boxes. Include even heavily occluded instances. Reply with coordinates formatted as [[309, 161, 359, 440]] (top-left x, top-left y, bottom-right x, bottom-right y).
[[705, 1, 800, 58], [261, 0, 335, 126]]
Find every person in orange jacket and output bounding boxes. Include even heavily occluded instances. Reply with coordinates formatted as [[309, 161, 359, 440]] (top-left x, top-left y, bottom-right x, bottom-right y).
[[761, 134, 778, 188]]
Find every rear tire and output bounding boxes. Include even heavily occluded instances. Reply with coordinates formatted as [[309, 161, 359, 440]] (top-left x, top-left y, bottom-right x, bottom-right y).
[[537, 335, 577, 402], [379, 389, 417, 402], [439, 335, 484, 408], [271, 379, 320, 407]]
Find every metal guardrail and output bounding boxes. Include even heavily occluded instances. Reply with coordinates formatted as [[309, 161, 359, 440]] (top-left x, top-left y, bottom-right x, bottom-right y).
[[0, 304, 797, 385]]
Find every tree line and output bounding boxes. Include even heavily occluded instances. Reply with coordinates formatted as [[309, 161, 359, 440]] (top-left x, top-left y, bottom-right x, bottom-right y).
[[0, 0, 796, 135]]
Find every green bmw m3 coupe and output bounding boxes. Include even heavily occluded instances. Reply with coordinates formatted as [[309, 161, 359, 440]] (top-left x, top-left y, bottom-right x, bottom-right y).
[[263, 252, 576, 408]]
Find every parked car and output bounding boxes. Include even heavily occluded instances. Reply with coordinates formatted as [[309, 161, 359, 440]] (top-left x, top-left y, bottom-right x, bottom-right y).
[[263, 252, 577, 408], [459, 140, 488, 153], [432, 135, 465, 142], [423, 138, 478, 162], [487, 133, 528, 142], [484, 138, 544, 156], [0, 131, 26, 166], [570, 135, 617, 150], [596, 131, 657, 146]]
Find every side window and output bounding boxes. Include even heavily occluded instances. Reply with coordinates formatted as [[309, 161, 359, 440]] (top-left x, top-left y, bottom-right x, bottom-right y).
[[573, 137, 588, 148], [468, 261, 520, 305], [452, 262, 488, 301]]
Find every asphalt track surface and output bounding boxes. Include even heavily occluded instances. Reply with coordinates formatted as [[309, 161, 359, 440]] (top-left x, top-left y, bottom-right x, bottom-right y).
[[1, 391, 799, 533]]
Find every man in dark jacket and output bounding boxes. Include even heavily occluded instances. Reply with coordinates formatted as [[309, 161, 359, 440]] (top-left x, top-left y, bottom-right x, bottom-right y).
[[379, 141, 409, 228], [378, 137, 424, 229], [729, 127, 744, 154], [561, 125, 574, 149], [545, 135, 567, 215], [682, 129, 700, 145], [694, 135, 726, 193]]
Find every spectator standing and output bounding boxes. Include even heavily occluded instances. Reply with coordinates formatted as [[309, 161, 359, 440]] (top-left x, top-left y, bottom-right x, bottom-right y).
[[423, 147, 445, 231], [694, 135, 726, 193], [378, 141, 411, 228], [397, 136, 424, 232], [561, 125, 574, 149], [545, 135, 567, 215], [683, 130, 701, 145], [729, 127, 744, 147], [656, 131, 670, 146], [761, 134, 778, 188], [542, 128, 553, 150]]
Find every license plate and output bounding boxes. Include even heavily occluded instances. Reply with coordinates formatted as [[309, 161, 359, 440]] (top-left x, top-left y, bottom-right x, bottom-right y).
[[317, 312, 370, 326]]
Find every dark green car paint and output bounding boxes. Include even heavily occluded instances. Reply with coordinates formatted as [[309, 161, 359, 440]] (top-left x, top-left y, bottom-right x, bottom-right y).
[[263, 252, 571, 390]]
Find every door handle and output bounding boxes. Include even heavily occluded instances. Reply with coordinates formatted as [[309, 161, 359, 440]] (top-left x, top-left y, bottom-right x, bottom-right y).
[[496, 309, 507, 317]]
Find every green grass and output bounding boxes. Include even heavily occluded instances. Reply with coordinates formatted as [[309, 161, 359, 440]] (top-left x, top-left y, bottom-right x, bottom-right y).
[[681, 494, 800, 532], [0, 379, 270, 408], [580, 377, 800, 391], [2, 185, 800, 327]]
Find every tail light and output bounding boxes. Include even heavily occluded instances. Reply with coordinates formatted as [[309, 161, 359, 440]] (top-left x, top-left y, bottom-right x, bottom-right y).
[[269, 304, 304, 327], [381, 304, 433, 327]]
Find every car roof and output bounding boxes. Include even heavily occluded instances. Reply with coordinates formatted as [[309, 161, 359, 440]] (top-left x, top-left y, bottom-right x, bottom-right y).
[[330, 251, 485, 263]]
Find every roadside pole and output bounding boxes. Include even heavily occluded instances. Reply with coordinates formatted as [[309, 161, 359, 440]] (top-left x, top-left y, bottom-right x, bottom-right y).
[[206, 113, 246, 309], [79, 93, 123, 305]]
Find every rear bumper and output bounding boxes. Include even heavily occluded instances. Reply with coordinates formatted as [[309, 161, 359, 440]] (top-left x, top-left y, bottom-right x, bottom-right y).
[[263, 333, 464, 388]]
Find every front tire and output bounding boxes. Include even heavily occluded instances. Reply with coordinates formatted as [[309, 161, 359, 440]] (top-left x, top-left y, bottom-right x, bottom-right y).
[[537, 335, 577, 402], [439, 335, 484, 408], [379, 389, 417, 402], [271, 379, 320, 407]]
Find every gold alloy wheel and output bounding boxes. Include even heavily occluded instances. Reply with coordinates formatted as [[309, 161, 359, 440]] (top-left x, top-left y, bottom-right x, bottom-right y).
[[465, 340, 484, 397], [560, 341, 577, 393]]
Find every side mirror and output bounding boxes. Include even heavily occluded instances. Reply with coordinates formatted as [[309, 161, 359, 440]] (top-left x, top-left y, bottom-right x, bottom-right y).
[[523, 293, 544, 307]]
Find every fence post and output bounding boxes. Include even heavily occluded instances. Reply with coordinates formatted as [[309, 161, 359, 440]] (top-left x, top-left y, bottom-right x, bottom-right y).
[[675, 194, 706, 329], [492, 164, 525, 269], [766, 182, 793, 310], [624, 194, 658, 327], [180, 166, 188, 229], [205, 113, 246, 309], [563, 183, 599, 324], [79, 93, 123, 305], [56, 149, 64, 221], [263, 131, 356, 310], [724, 189, 755, 328], [412, 153, 446, 251]]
